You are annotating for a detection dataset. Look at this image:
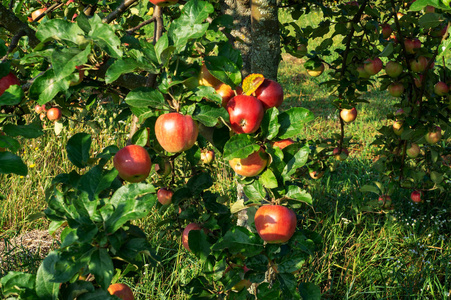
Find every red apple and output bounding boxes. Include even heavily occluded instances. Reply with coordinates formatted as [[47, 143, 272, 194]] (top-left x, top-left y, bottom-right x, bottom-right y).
[[149, 0, 178, 6], [226, 95, 264, 134], [378, 194, 392, 204], [273, 138, 294, 149], [34, 104, 47, 114], [381, 23, 393, 39], [404, 39, 416, 54], [333, 147, 349, 161], [413, 38, 422, 50], [410, 56, 428, 73], [155, 113, 198, 153], [425, 126, 442, 144], [216, 83, 235, 108], [406, 143, 420, 158], [410, 190, 422, 203], [113, 145, 152, 183], [388, 82, 404, 97], [254, 205, 297, 243], [434, 82, 449, 96], [39, 113, 46, 121], [182, 223, 203, 251], [254, 79, 284, 109], [364, 57, 383, 76], [157, 188, 173, 205], [306, 63, 325, 77], [393, 121, 404, 136], [340, 107, 357, 123], [200, 150, 215, 164], [385, 61, 403, 78], [229, 148, 268, 177], [46, 107, 62, 121], [425, 5, 435, 12], [0, 72, 20, 96], [108, 283, 134, 300]]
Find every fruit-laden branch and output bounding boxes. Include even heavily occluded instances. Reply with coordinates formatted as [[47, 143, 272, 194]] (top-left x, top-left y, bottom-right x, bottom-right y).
[[0, 4, 40, 48], [103, 0, 140, 24]]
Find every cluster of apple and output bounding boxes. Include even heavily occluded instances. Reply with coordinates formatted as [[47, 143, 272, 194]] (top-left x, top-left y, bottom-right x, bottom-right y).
[[34, 104, 62, 122]]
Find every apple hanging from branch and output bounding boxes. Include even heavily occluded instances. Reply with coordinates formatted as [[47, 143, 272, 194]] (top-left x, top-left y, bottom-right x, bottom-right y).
[[114, 145, 152, 183], [254, 205, 297, 243], [155, 113, 199, 153]]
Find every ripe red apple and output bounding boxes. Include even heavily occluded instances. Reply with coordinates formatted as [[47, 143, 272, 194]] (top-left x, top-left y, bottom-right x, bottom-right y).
[[157, 188, 173, 205], [229, 148, 268, 177], [182, 223, 203, 251], [226, 95, 264, 134], [39, 113, 46, 121], [149, 0, 178, 6], [425, 126, 442, 144], [385, 61, 403, 78], [34, 104, 47, 114], [108, 283, 134, 300], [364, 57, 383, 76], [200, 150, 215, 164], [254, 79, 284, 109], [434, 82, 449, 96], [113, 145, 152, 183], [413, 38, 422, 50], [410, 56, 428, 73], [155, 113, 198, 153], [254, 205, 297, 243], [410, 190, 422, 203], [340, 107, 357, 123], [406, 143, 420, 158], [404, 38, 421, 54], [273, 138, 294, 149], [388, 82, 404, 97], [307, 63, 325, 77], [216, 83, 235, 108], [0, 72, 20, 96], [381, 23, 393, 39], [199, 62, 221, 87], [46, 107, 62, 121], [333, 147, 349, 161], [393, 121, 404, 136]]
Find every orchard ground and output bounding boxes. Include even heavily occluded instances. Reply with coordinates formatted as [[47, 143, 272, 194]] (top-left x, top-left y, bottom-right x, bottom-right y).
[[1, 9, 451, 299]]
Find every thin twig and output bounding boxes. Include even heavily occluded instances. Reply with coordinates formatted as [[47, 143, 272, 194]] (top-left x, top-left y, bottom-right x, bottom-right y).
[[126, 16, 156, 34], [103, 0, 139, 24]]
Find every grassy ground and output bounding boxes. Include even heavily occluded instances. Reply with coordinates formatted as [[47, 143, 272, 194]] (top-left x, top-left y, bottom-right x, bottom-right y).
[[1, 9, 451, 300]]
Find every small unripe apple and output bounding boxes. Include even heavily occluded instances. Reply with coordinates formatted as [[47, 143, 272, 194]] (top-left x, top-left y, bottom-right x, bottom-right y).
[[404, 39, 416, 54], [378, 195, 392, 207], [340, 107, 357, 123], [309, 170, 325, 179], [333, 147, 349, 161], [406, 143, 420, 158], [388, 82, 404, 97], [200, 150, 215, 164], [306, 63, 325, 77], [157, 188, 173, 205], [385, 61, 403, 78], [425, 126, 442, 144], [295, 44, 308, 57], [410, 190, 422, 203], [356, 65, 370, 79], [46, 107, 62, 121], [434, 82, 449, 96], [393, 121, 404, 136]]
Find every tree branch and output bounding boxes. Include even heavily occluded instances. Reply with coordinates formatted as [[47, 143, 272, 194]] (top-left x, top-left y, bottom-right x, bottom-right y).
[[103, 0, 139, 24], [0, 4, 40, 48], [126, 16, 156, 34]]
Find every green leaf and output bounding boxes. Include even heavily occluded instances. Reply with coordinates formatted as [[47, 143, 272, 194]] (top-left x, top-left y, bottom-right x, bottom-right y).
[[41, 249, 92, 284], [379, 43, 394, 57], [66, 133, 92, 168], [77, 289, 118, 300], [286, 185, 312, 204], [257, 282, 281, 298], [261, 107, 280, 140], [102, 183, 156, 234], [105, 58, 141, 84], [59, 281, 95, 300], [191, 86, 223, 104], [125, 87, 168, 109], [410, 0, 447, 11], [78, 167, 118, 201], [187, 172, 213, 195], [223, 134, 259, 160], [189, 230, 211, 262], [0, 271, 36, 298], [0, 135, 21, 152], [299, 282, 321, 300], [282, 145, 310, 180], [278, 107, 314, 139], [360, 184, 380, 194], [418, 13, 444, 30], [29, 69, 70, 104], [155, 33, 169, 63], [277, 252, 309, 273], [3, 123, 44, 138], [204, 56, 242, 87], [88, 248, 114, 289], [51, 46, 91, 80], [0, 85, 24, 106], [276, 273, 300, 300], [116, 238, 160, 266], [36, 19, 85, 44], [212, 226, 264, 257], [259, 169, 278, 189], [36, 261, 60, 299], [243, 180, 267, 201], [192, 102, 228, 127], [0, 151, 27, 175], [87, 15, 123, 58]]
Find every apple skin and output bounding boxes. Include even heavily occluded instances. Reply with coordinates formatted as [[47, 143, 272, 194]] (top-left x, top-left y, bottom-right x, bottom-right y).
[[149, 0, 178, 6], [381, 23, 393, 39], [46, 107, 62, 121], [216, 83, 235, 108], [108, 283, 134, 300], [30, 8, 47, 22], [113, 145, 152, 183], [378, 194, 391, 204], [182, 223, 203, 251], [425, 126, 442, 145], [388, 82, 404, 97], [227, 95, 264, 134], [200, 150, 215, 164], [385, 61, 403, 78], [356, 65, 370, 79], [254, 79, 284, 109], [340, 107, 357, 123], [157, 188, 173, 205], [333, 147, 349, 161], [393, 121, 404, 136], [364, 57, 383, 76], [273, 138, 295, 149], [309, 170, 324, 179], [410, 190, 422, 203], [229, 148, 268, 177], [34, 104, 47, 114], [307, 63, 325, 77], [406, 143, 420, 158], [254, 205, 297, 244], [410, 56, 428, 73], [404, 39, 420, 54], [199, 62, 221, 87], [155, 113, 198, 153], [434, 82, 449, 96], [0, 72, 20, 96]]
